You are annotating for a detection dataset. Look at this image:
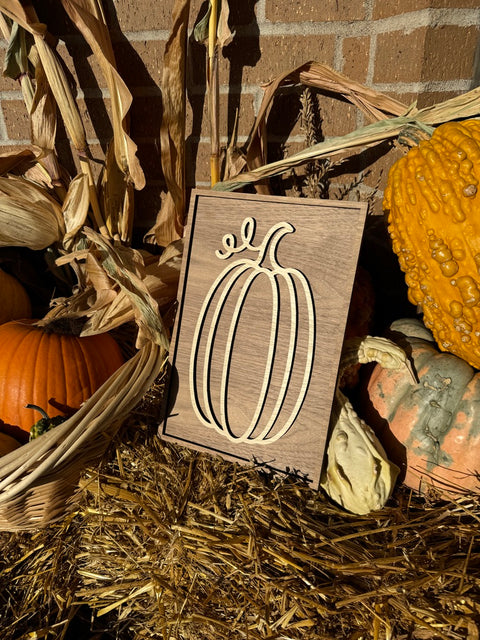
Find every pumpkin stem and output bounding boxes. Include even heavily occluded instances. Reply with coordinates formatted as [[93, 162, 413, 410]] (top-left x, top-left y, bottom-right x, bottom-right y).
[[264, 222, 295, 270], [216, 217, 294, 268], [25, 403, 50, 420]]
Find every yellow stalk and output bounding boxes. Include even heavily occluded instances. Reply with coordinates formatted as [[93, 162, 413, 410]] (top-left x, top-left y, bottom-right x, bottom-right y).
[[208, 0, 219, 186]]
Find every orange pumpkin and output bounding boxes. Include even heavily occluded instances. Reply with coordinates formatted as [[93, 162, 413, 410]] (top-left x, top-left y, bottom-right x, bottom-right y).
[[362, 317, 480, 494], [0, 268, 31, 324], [0, 431, 21, 456], [0, 320, 124, 434]]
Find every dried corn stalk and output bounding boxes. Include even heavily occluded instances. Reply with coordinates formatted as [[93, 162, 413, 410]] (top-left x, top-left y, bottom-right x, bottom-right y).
[[194, 0, 233, 185], [40, 231, 180, 349], [144, 0, 190, 247], [215, 61, 480, 192], [60, 0, 145, 242]]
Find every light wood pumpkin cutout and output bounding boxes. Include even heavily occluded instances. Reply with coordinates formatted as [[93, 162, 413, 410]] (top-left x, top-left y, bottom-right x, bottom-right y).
[[160, 190, 367, 487]]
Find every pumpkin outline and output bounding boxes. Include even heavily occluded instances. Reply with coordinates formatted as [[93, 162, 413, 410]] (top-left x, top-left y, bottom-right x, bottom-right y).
[[189, 217, 316, 444]]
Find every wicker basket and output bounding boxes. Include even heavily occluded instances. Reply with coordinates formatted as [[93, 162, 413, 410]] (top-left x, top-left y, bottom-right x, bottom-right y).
[[0, 342, 164, 531]]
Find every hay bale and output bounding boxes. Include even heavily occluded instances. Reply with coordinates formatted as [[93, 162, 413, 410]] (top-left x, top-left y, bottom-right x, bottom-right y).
[[1, 388, 479, 639]]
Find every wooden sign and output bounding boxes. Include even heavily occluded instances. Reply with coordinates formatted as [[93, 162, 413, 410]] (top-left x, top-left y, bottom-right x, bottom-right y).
[[160, 190, 367, 487]]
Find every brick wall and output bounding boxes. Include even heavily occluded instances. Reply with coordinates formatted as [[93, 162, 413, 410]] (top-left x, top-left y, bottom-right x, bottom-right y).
[[0, 1, 479, 233]]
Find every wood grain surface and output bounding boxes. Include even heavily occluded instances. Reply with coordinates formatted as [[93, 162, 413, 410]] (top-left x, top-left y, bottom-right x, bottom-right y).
[[160, 190, 367, 487]]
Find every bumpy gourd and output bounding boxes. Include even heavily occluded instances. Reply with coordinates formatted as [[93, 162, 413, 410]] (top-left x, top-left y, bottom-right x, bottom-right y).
[[384, 119, 480, 368], [27, 404, 68, 440]]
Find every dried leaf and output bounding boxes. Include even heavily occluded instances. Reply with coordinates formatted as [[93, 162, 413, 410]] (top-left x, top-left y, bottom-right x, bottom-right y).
[[2, 19, 33, 82], [0, 1, 109, 237], [29, 45, 56, 151], [144, 0, 190, 246], [26, 44, 67, 191], [60, 0, 145, 192], [0, 1, 45, 36], [62, 173, 90, 250], [85, 250, 115, 293], [100, 141, 135, 243], [0, 175, 64, 249], [83, 228, 170, 349], [33, 36, 87, 154], [0, 15, 35, 109], [217, 62, 480, 193], [244, 61, 408, 184], [193, 0, 232, 47], [0, 148, 35, 175], [41, 240, 182, 342]]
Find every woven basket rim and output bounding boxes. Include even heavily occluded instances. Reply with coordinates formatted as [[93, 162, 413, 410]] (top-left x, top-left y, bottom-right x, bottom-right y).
[[0, 341, 165, 530]]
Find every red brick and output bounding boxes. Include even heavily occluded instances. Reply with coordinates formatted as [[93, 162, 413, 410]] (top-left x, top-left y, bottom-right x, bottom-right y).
[[391, 90, 467, 111], [373, 0, 432, 18], [264, 90, 305, 140], [187, 90, 256, 140], [220, 34, 336, 87], [105, 0, 176, 33], [0, 143, 34, 157], [0, 48, 26, 92], [55, 42, 104, 91], [188, 140, 213, 184], [342, 37, 371, 84], [373, 28, 427, 84], [374, 0, 479, 17], [415, 90, 464, 110], [314, 93, 358, 139], [423, 25, 479, 81], [2, 100, 30, 140], [113, 40, 165, 88], [76, 98, 113, 142], [265, 0, 366, 22]]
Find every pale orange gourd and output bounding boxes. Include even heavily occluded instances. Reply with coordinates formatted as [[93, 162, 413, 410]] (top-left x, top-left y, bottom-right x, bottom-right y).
[[0, 268, 31, 324], [362, 317, 480, 495], [384, 119, 480, 368], [0, 320, 124, 434]]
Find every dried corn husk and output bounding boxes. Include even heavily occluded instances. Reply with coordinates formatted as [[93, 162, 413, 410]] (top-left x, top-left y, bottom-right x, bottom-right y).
[[61, 173, 90, 250], [242, 61, 408, 183], [144, 0, 190, 246], [215, 62, 480, 192], [0, 174, 64, 249], [60, 0, 145, 189], [194, 0, 233, 186], [0, 148, 35, 175], [60, 0, 145, 243], [0, 0, 109, 236], [41, 237, 182, 344], [1, 15, 35, 109]]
